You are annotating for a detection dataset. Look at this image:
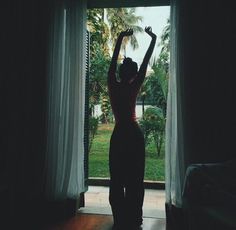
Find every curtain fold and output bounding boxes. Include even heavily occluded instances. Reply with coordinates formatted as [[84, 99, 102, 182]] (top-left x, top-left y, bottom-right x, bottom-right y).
[[165, 0, 186, 208], [45, 0, 87, 200]]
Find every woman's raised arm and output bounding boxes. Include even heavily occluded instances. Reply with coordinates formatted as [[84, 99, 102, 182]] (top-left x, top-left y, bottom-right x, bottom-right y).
[[136, 26, 156, 85], [108, 29, 133, 84]]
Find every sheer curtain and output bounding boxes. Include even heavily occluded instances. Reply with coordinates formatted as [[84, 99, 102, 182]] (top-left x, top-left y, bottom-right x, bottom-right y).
[[45, 0, 87, 200], [165, 0, 186, 208]]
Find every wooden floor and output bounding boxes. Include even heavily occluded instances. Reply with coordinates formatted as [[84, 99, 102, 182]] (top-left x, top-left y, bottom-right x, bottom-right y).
[[45, 213, 166, 230], [44, 187, 166, 230]]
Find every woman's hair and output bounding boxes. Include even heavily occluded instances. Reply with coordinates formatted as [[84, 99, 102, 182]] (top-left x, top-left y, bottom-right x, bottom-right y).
[[119, 57, 138, 82]]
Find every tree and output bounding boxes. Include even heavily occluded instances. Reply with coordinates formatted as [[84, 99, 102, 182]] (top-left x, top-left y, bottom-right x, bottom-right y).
[[87, 8, 143, 122], [138, 18, 170, 157], [106, 8, 143, 56], [100, 92, 112, 124], [87, 9, 110, 57], [160, 18, 170, 56], [140, 18, 170, 116], [87, 9, 111, 117], [89, 43, 111, 116], [87, 8, 144, 123]]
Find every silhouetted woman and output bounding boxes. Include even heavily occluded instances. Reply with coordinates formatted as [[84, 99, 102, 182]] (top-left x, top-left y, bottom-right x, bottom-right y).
[[108, 27, 156, 230]]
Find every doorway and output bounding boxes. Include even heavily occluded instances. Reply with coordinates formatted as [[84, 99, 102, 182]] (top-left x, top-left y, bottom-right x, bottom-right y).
[[83, 4, 170, 219], [86, 5, 170, 184]]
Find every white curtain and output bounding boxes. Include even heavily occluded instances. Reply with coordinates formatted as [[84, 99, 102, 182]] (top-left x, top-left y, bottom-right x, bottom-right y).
[[45, 0, 87, 200], [165, 0, 186, 208]]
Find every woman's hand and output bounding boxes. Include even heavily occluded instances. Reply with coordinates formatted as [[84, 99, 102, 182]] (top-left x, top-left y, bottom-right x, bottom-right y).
[[120, 28, 133, 37], [145, 26, 156, 38]]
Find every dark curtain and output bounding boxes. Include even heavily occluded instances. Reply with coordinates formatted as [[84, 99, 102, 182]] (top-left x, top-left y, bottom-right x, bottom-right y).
[[166, 1, 236, 229], [0, 0, 51, 228], [183, 0, 236, 164]]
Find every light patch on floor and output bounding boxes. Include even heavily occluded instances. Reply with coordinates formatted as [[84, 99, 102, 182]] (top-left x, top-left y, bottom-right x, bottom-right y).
[[79, 186, 166, 219]]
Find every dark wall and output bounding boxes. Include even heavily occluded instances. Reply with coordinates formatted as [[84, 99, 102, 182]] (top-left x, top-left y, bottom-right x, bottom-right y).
[[0, 0, 51, 227], [181, 1, 236, 164]]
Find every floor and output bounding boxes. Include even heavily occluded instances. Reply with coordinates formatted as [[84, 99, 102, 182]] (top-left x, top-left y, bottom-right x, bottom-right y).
[[45, 186, 166, 230], [46, 214, 166, 230], [80, 186, 166, 219]]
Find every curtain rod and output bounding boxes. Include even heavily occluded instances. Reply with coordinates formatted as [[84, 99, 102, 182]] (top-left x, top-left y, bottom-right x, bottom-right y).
[[87, 0, 170, 9]]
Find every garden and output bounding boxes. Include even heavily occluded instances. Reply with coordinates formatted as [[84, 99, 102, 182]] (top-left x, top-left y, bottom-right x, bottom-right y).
[[89, 123, 165, 181], [87, 8, 170, 182]]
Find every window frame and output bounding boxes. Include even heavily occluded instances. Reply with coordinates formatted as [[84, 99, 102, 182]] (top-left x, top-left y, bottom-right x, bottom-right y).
[[87, 0, 170, 9], [86, 0, 170, 188]]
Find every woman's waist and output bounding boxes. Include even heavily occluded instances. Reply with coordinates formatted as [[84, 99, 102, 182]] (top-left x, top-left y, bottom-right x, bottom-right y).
[[115, 118, 137, 125], [114, 112, 136, 122], [114, 119, 140, 129], [111, 121, 144, 141]]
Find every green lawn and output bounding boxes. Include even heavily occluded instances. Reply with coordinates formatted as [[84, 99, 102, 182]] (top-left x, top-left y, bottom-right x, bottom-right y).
[[89, 123, 165, 181]]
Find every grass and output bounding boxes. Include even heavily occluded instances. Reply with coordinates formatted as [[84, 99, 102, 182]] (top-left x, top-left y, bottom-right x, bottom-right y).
[[89, 123, 165, 181]]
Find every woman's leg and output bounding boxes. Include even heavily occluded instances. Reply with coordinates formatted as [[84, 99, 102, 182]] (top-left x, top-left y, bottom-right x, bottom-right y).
[[125, 174, 144, 226], [125, 124, 145, 227], [109, 128, 126, 227], [109, 173, 125, 227]]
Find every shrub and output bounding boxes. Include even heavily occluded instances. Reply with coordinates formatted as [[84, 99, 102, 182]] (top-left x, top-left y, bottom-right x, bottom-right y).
[[139, 106, 165, 157]]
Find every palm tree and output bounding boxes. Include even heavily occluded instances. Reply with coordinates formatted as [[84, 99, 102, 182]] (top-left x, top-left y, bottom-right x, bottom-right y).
[[87, 8, 110, 57], [159, 18, 170, 54], [106, 8, 143, 56]]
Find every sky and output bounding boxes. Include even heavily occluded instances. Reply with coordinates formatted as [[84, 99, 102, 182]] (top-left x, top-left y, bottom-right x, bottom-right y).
[[125, 6, 170, 67]]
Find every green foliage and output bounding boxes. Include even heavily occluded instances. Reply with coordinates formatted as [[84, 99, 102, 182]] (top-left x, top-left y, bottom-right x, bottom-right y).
[[159, 18, 170, 54], [139, 17, 170, 116], [87, 8, 111, 116], [89, 42, 111, 117], [152, 53, 169, 101], [89, 44, 112, 124], [144, 55, 168, 116], [87, 9, 110, 57], [139, 106, 165, 157]]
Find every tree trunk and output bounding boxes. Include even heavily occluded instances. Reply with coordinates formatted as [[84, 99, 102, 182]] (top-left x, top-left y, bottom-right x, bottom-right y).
[[142, 98, 145, 118], [157, 134, 164, 157]]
